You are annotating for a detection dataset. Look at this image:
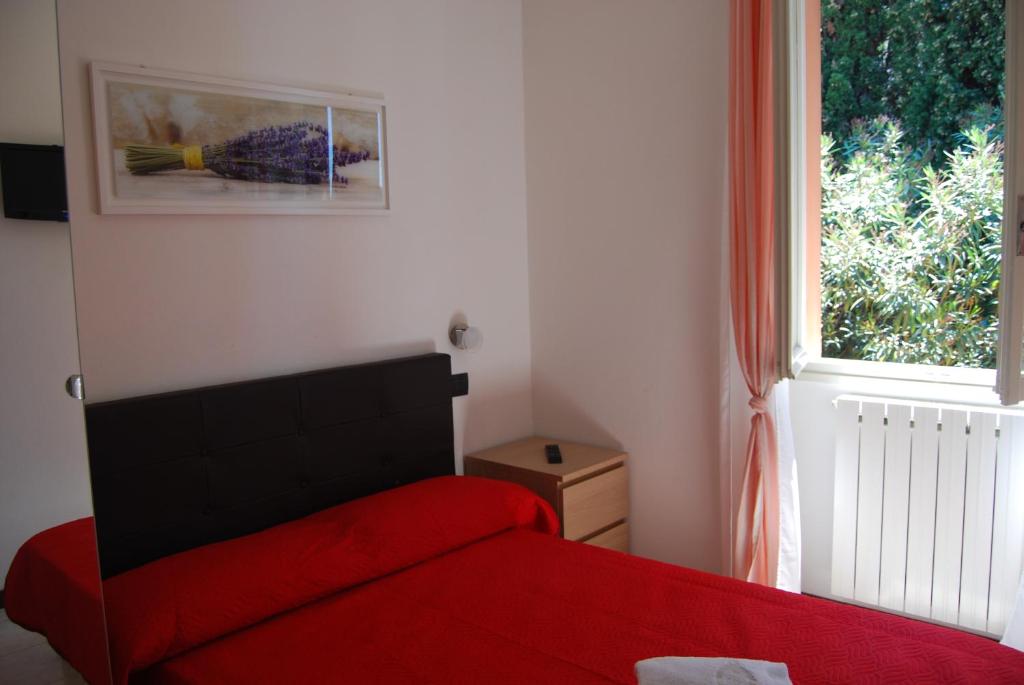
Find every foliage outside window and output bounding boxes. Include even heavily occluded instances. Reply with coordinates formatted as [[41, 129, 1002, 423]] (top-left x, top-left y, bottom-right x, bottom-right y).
[[819, 0, 1005, 368]]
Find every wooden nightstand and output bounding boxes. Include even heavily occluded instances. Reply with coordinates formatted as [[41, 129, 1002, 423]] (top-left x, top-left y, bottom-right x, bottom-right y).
[[464, 437, 629, 553]]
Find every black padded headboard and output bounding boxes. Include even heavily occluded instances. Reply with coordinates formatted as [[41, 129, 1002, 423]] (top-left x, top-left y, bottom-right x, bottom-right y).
[[85, 353, 461, 578]]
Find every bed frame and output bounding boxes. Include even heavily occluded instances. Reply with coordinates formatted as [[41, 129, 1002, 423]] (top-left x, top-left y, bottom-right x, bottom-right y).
[[85, 353, 465, 578]]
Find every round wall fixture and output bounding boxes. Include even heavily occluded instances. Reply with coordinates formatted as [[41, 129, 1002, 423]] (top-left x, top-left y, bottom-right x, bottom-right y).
[[449, 324, 483, 351]]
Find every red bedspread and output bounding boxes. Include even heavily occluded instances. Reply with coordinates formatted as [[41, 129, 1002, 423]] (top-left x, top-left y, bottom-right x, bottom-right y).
[[8, 476, 1024, 684], [142, 528, 1024, 684], [3, 518, 111, 685]]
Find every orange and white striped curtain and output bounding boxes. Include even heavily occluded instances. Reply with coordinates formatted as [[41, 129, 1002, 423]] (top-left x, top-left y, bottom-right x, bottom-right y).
[[728, 0, 780, 588]]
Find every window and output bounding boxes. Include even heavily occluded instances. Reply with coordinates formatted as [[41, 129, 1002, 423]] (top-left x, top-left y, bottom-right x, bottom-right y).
[[778, 0, 1024, 402]]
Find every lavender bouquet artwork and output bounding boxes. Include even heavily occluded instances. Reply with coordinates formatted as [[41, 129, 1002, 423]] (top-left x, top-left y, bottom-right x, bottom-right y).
[[123, 121, 369, 186], [93, 63, 389, 213]]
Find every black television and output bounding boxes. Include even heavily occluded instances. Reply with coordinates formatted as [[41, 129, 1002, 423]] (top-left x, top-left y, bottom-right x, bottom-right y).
[[0, 143, 69, 222]]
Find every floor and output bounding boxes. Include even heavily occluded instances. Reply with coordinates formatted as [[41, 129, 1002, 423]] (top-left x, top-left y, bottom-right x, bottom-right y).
[[0, 610, 85, 685]]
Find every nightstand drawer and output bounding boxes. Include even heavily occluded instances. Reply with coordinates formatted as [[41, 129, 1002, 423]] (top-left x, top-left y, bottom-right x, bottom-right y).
[[562, 465, 627, 540], [584, 521, 629, 553]]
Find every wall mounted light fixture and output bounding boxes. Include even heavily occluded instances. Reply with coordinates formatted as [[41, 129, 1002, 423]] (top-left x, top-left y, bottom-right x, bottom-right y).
[[449, 324, 483, 351]]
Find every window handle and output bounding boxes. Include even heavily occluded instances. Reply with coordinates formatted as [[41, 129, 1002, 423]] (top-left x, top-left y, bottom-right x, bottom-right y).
[[1018, 195, 1024, 257]]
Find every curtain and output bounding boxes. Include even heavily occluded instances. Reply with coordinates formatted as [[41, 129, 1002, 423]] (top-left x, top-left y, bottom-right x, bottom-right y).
[[773, 379, 801, 592], [728, 0, 781, 587], [1002, 575, 1024, 651]]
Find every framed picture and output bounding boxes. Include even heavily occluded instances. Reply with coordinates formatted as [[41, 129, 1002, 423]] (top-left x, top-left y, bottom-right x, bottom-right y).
[[89, 62, 388, 215]]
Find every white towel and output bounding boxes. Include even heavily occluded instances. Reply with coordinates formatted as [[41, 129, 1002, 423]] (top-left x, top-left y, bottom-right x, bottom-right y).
[[635, 657, 792, 685]]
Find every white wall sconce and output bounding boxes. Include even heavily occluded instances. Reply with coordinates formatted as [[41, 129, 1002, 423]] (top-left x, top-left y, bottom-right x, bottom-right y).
[[449, 324, 483, 351]]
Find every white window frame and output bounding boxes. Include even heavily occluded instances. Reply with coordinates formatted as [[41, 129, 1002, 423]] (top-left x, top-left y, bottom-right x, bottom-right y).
[[777, 0, 1024, 402], [996, 0, 1024, 405]]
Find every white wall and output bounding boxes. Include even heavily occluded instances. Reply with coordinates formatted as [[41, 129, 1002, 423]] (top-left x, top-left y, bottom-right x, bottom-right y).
[[56, 0, 535, 465], [0, 0, 93, 583], [523, 0, 729, 572]]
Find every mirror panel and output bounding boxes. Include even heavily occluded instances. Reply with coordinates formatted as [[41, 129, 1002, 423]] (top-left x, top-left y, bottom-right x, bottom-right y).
[[0, 1, 108, 684]]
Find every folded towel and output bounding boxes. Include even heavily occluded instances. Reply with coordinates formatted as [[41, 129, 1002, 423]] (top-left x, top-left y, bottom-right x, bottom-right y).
[[635, 657, 793, 685]]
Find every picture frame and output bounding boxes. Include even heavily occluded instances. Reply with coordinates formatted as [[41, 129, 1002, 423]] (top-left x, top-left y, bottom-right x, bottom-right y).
[[89, 62, 389, 215]]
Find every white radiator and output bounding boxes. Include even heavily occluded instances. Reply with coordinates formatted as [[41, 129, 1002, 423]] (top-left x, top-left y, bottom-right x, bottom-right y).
[[831, 395, 1024, 636]]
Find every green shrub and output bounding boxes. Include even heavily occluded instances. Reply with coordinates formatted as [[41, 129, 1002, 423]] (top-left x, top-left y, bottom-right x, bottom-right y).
[[820, 117, 1003, 368]]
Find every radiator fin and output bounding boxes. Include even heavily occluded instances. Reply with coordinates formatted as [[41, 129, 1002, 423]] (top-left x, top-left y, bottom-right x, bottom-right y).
[[879, 403, 911, 612]]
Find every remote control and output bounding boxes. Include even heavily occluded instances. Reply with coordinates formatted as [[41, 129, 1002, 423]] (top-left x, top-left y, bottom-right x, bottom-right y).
[[545, 444, 563, 464]]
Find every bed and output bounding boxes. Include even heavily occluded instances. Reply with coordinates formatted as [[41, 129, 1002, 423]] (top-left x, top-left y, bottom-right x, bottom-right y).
[[6, 353, 1024, 684]]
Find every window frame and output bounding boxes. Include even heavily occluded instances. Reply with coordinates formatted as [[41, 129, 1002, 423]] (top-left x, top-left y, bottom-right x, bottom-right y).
[[777, 0, 1022, 400], [996, 0, 1024, 405]]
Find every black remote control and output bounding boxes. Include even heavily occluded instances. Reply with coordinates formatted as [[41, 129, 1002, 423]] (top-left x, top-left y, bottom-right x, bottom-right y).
[[545, 444, 563, 464]]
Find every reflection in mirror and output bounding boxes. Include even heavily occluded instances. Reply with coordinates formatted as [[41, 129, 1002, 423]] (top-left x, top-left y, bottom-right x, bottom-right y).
[[49, 0, 541, 677], [0, 2, 108, 684]]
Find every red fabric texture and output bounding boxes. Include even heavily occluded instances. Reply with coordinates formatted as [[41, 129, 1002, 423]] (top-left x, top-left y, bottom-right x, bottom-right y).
[[145, 530, 1024, 684], [101, 475, 556, 684], [3, 518, 111, 685], [8, 477, 1024, 684]]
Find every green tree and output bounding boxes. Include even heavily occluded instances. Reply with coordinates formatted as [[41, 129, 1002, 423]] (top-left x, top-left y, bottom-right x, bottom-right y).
[[821, 0, 1004, 157], [821, 0, 890, 145]]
